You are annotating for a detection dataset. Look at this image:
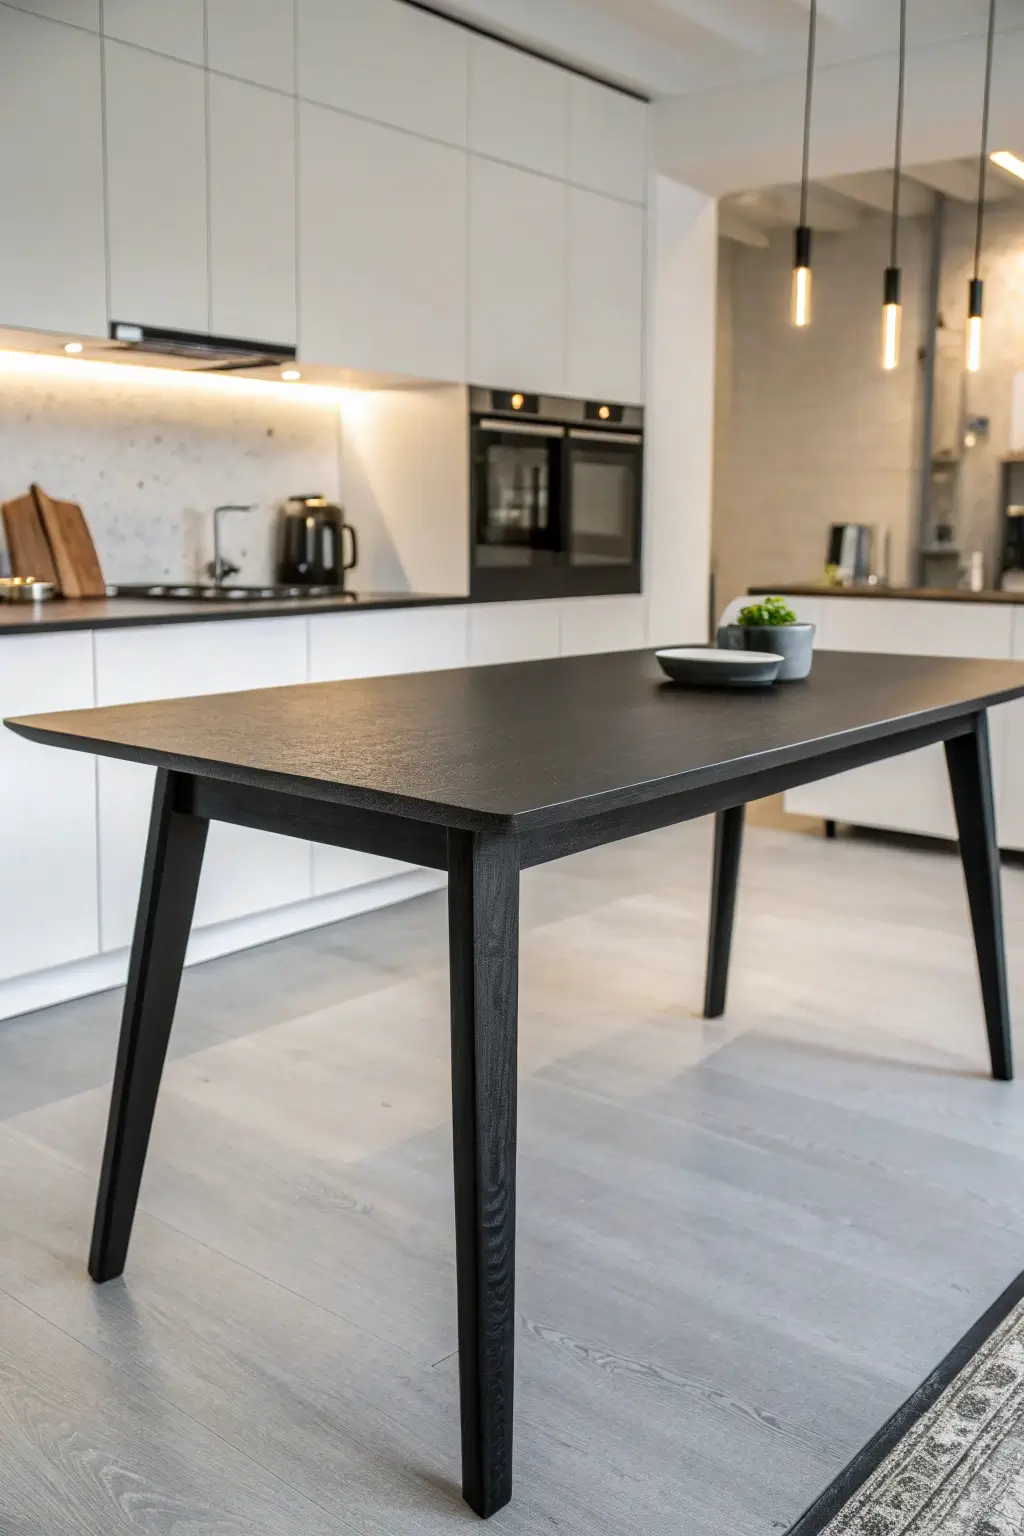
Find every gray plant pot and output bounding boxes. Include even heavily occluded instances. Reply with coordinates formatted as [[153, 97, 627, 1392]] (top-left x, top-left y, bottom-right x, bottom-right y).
[[716, 622, 816, 681]]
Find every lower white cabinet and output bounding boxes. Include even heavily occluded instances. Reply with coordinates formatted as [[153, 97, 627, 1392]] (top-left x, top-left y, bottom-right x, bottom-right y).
[[0, 633, 99, 981], [308, 606, 469, 894], [560, 594, 647, 656], [95, 619, 311, 951], [468, 600, 561, 666]]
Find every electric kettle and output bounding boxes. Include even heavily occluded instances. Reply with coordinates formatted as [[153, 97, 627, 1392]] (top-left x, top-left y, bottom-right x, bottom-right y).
[[277, 495, 358, 587]]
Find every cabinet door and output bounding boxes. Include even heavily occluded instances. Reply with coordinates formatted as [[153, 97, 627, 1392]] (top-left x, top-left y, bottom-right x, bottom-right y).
[[468, 600, 561, 666], [102, 0, 204, 63], [566, 188, 644, 403], [299, 104, 467, 381], [209, 75, 296, 345], [95, 620, 311, 951], [105, 42, 209, 332], [308, 607, 468, 894], [468, 35, 567, 177], [994, 608, 1024, 850], [560, 595, 647, 656], [297, 0, 467, 145], [0, 12, 106, 337], [15, 0, 98, 25], [207, 0, 295, 92], [468, 158, 566, 394], [568, 77, 647, 204], [0, 634, 98, 981]]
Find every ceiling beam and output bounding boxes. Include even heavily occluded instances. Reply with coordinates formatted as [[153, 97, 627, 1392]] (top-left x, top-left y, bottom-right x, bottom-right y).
[[905, 159, 1012, 204], [718, 209, 770, 247], [821, 170, 935, 218]]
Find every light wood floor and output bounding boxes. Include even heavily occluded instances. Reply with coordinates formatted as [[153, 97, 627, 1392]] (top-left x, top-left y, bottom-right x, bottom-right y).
[[2, 815, 1024, 1534]]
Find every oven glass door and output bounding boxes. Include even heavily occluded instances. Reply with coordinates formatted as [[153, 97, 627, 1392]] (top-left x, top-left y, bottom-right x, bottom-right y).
[[566, 430, 642, 571], [472, 419, 565, 572]]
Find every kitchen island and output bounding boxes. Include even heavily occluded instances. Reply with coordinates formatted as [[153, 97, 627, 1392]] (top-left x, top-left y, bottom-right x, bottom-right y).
[[734, 586, 1024, 846]]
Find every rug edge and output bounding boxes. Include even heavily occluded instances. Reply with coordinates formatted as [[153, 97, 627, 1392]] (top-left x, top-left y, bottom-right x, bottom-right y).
[[784, 1266, 1024, 1536]]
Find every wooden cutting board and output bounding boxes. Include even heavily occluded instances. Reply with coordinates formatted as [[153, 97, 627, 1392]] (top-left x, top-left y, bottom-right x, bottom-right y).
[[1, 491, 59, 586], [31, 484, 105, 598]]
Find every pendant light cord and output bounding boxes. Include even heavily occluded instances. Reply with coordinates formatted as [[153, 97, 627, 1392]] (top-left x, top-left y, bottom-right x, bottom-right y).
[[798, 0, 818, 228], [974, 0, 997, 279], [889, 0, 907, 268]]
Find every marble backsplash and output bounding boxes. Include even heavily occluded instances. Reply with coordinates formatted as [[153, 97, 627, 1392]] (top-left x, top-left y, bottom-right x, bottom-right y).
[[0, 356, 343, 585]]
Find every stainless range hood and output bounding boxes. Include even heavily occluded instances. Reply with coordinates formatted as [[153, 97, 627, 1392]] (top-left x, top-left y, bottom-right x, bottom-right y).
[[108, 322, 297, 372]]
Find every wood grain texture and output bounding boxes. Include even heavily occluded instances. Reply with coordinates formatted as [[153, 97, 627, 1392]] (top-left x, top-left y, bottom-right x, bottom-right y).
[[31, 484, 105, 598], [448, 828, 520, 1516], [9, 652, 1024, 834], [1, 490, 58, 584], [90, 769, 208, 1282]]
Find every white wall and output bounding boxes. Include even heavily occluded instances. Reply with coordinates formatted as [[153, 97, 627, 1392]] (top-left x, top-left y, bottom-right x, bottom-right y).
[[644, 175, 717, 647]]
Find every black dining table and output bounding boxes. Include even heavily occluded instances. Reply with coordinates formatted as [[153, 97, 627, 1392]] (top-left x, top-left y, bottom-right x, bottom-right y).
[[8, 647, 1024, 1519]]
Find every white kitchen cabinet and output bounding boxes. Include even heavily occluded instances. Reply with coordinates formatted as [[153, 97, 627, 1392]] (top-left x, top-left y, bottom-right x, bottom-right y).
[[785, 598, 1013, 842], [468, 600, 561, 666], [209, 75, 296, 344], [102, 0, 204, 63], [308, 606, 468, 894], [566, 188, 644, 403], [0, 11, 106, 337], [14, 0, 98, 30], [95, 620, 311, 951], [468, 157, 566, 394], [297, 0, 467, 145], [468, 35, 568, 177], [206, 0, 295, 92], [993, 608, 1024, 851], [0, 634, 98, 981], [560, 594, 647, 655], [568, 76, 647, 204], [299, 104, 467, 381], [104, 42, 209, 332]]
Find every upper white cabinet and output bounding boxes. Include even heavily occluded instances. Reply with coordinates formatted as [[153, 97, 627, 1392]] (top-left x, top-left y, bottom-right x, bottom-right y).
[[568, 76, 647, 204], [103, 0, 205, 63], [469, 157, 566, 394], [209, 75, 296, 344], [207, 0, 295, 92], [566, 188, 644, 403], [468, 34, 567, 177], [104, 41, 209, 331], [297, 0, 467, 145], [0, 633, 98, 982], [299, 103, 467, 380], [0, 11, 106, 337]]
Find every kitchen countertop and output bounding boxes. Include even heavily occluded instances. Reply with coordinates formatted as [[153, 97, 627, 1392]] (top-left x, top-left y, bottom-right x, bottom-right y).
[[0, 590, 466, 637], [748, 584, 1024, 605]]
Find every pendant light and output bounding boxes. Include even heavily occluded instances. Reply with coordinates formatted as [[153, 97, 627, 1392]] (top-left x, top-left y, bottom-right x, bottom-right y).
[[791, 0, 818, 327], [967, 0, 997, 373], [881, 0, 908, 370]]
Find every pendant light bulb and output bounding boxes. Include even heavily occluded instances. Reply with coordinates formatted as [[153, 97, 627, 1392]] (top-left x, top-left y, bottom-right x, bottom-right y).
[[792, 226, 812, 327], [967, 277, 984, 373], [881, 267, 902, 371]]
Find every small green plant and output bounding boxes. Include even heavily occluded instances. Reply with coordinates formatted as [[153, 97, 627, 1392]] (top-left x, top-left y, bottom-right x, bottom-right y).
[[737, 595, 798, 627]]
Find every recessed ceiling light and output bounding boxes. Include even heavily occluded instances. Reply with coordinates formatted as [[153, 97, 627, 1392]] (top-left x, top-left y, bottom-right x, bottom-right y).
[[63, 341, 83, 354], [281, 368, 301, 381], [991, 149, 1024, 181]]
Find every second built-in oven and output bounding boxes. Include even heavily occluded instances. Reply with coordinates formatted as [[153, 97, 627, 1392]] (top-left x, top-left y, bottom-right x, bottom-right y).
[[470, 388, 643, 601]]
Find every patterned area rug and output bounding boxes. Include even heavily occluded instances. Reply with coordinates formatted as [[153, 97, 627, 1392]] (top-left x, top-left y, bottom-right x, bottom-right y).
[[788, 1274, 1024, 1536]]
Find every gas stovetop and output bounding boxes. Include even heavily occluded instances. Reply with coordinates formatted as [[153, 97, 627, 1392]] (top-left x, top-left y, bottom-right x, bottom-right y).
[[109, 583, 354, 603]]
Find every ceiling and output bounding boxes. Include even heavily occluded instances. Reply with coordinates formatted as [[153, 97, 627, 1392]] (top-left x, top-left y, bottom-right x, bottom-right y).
[[719, 155, 1024, 248], [429, 0, 1019, 99]]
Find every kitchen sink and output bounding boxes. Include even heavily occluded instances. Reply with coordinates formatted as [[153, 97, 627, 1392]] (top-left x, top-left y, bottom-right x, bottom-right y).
[[109, 583, 354, 602]]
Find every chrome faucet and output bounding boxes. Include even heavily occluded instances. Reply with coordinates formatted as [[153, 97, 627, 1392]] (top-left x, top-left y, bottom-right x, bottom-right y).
[[206, 504, 255, 586]]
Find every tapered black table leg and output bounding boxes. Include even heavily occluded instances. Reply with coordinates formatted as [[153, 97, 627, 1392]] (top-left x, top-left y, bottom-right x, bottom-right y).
[[89, 769, 208, 1282], [448, 829, 520, 1519], [703, 803, 745, 1019], [944, 713, 1013, 1081]]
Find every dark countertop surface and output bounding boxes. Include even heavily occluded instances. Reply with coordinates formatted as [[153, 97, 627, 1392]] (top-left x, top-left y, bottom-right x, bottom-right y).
[[10, 651, 1024, 833], [0, 590, 466, 636], [748, 583, 1024, 605]]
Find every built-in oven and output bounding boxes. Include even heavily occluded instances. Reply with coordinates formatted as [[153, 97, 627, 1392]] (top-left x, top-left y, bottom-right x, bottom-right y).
[[470, 388, 643, 601]]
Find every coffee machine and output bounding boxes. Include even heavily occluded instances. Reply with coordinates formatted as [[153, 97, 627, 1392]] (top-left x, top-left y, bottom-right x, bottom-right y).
[[277, 495, 358, 588]]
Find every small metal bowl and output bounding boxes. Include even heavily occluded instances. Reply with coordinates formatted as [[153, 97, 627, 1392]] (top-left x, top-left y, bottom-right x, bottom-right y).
[[0, 577, 57, 603]]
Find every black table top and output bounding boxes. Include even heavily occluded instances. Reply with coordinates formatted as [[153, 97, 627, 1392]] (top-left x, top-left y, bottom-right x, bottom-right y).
[[8, 650, 1024, 833]]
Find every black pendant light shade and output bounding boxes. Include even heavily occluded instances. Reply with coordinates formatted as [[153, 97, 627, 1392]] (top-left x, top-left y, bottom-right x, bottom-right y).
[[968, 0, 997, 373], [791, 0, 817, 327], [881, 0, 907, 370]]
